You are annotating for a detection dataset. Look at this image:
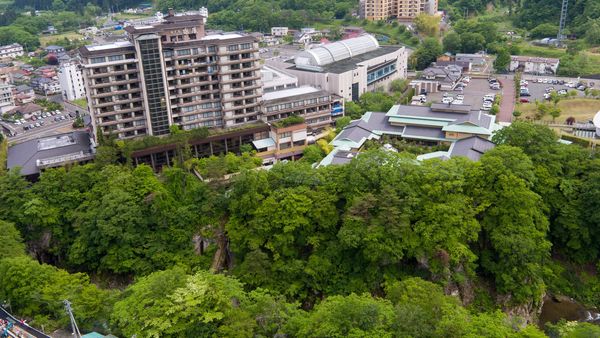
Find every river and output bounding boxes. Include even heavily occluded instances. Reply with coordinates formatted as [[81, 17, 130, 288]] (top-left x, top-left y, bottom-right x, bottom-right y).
[[539, 295, 600, 326]]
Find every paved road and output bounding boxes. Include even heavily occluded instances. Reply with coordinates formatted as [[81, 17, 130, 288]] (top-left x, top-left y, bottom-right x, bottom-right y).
[[498, 75, 515, 123]]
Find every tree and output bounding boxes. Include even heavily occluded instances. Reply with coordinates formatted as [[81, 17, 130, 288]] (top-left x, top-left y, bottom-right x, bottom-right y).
[[459, 32, 485, 53], [0, 220, 25, 259], [413, 14, 440, 37], [286, 293, 395, 337], [443, 32, 462, 54], [335, 116, 352, 131], [494, 48, 510, 72], [414, 38, 443, 70], [585, 22, 600, 45], [549, 107, 561, 122], [490, 104, 500, 115], [529, 23, 559, 38], [475, 146, 551, 304]]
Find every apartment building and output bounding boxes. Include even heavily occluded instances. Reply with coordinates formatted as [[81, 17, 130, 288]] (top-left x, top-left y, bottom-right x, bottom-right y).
[[363, 0, 436, 21], [79, 11, 262, 140], [58, 58, 86, 101], [0, 84, 15, 113], [0, 43, 24, 60]]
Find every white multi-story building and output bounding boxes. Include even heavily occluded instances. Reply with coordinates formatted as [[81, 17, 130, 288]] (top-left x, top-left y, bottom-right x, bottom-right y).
[[0, 44, 24, 59], [271, 27, 289, 37], [58, 59, 86, 101], [0, 84, 15, 113], [267, 35, 408, 102]]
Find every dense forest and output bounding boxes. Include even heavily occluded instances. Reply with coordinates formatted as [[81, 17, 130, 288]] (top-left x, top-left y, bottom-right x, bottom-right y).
[[1, 122, 600, 336]]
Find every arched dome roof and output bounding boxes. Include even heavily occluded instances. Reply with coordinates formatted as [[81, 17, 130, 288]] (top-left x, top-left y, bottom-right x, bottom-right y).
[[294, 35, 379, 69]]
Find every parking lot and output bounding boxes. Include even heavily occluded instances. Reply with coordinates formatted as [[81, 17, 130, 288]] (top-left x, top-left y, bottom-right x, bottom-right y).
[[2, 110, 77, 144], [427, 78, 503, 109], [519, 77, 587, 103]]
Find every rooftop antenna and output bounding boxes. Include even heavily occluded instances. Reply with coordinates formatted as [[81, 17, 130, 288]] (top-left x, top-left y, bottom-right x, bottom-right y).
[[64, 300, 81, 338], [557, 0, 568, 44]]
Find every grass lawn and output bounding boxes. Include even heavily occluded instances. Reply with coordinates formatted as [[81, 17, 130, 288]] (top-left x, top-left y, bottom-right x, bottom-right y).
[[519, 98, 600, 123], [40, 32, 84, 47], [71, 98, 88, 109], [113, 13, 153, 21]]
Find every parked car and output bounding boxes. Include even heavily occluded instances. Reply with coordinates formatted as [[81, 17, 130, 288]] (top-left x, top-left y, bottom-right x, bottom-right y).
[[34, 122, 41, 127], [558, 89, 567, 95], [456, 94, 464, 100], [520, 98, 530, 103], [577, 85, 586, 91], [442, 96, 454, 104], [453, 99, 464, 105], [520, 91, 531, 96]]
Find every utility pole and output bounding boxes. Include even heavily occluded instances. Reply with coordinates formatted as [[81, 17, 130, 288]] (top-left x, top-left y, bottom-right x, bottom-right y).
[[63, 300, 81, 338], [557, 0, 568, 44]]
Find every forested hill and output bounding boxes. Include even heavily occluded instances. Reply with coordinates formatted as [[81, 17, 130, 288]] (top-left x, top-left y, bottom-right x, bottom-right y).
[[443, 0, 599, 38]]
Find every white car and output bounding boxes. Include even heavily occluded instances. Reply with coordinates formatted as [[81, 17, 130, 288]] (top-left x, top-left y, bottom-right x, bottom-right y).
[[483, 94, 495, 101], [20, 119, 26, 124], [453, 99, 464, 105], [456, 94, 464, 100], [14, 120, 21, 125], [566, 81, 575, 88], [462, 76, 471, 83], [520, 80, 528, 86], [442, 97, 454, 104]]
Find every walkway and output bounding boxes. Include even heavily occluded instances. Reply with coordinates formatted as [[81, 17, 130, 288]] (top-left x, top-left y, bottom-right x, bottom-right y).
[[0, 308, 50, 338], [498, 76, 515, 124]]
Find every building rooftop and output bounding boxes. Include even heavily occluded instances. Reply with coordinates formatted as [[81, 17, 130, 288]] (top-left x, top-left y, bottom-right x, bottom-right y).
[[263, 86, 321, 101], [295, 35, 379, 69], [448, 136, 495, 160], [287, 45, 402, 74], [7, 131, 94, 177], [510, 55, 560, 63], [85, 41, 134, 52]]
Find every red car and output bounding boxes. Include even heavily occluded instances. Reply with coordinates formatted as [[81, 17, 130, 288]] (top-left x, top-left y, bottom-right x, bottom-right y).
[[519, 98, 530, 103]]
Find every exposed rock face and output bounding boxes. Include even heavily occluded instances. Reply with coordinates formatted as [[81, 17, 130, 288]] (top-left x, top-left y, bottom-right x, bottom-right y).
[[498, 293, 545, 326]]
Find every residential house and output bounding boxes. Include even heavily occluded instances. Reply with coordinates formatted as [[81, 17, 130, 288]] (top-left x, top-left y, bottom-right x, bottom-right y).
[[31, 77, 61, 95], [6, 102, 43, 119], [45, 45, 66, 54], [509, 56, 560, 75], [13, 85, 35, 104], [455, 53, 486, 72], [410, 64, 462, 93], [0, 63, 18, 84]]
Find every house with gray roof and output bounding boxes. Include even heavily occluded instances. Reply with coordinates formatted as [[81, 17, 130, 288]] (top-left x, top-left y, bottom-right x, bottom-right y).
[[319, 103, 499, 166], [7, 131, 95, 179]]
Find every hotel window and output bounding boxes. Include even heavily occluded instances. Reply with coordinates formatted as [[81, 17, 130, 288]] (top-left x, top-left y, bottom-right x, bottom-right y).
[[228, 44, 239, 51], [108, 55, 124, 62], [177, 49, 191, 56], [91, 57, 105, 64]]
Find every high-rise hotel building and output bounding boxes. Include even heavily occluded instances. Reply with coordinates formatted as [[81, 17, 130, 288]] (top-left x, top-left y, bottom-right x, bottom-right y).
[[363, 0, 437, 21], [79, 12, 262, 140]]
